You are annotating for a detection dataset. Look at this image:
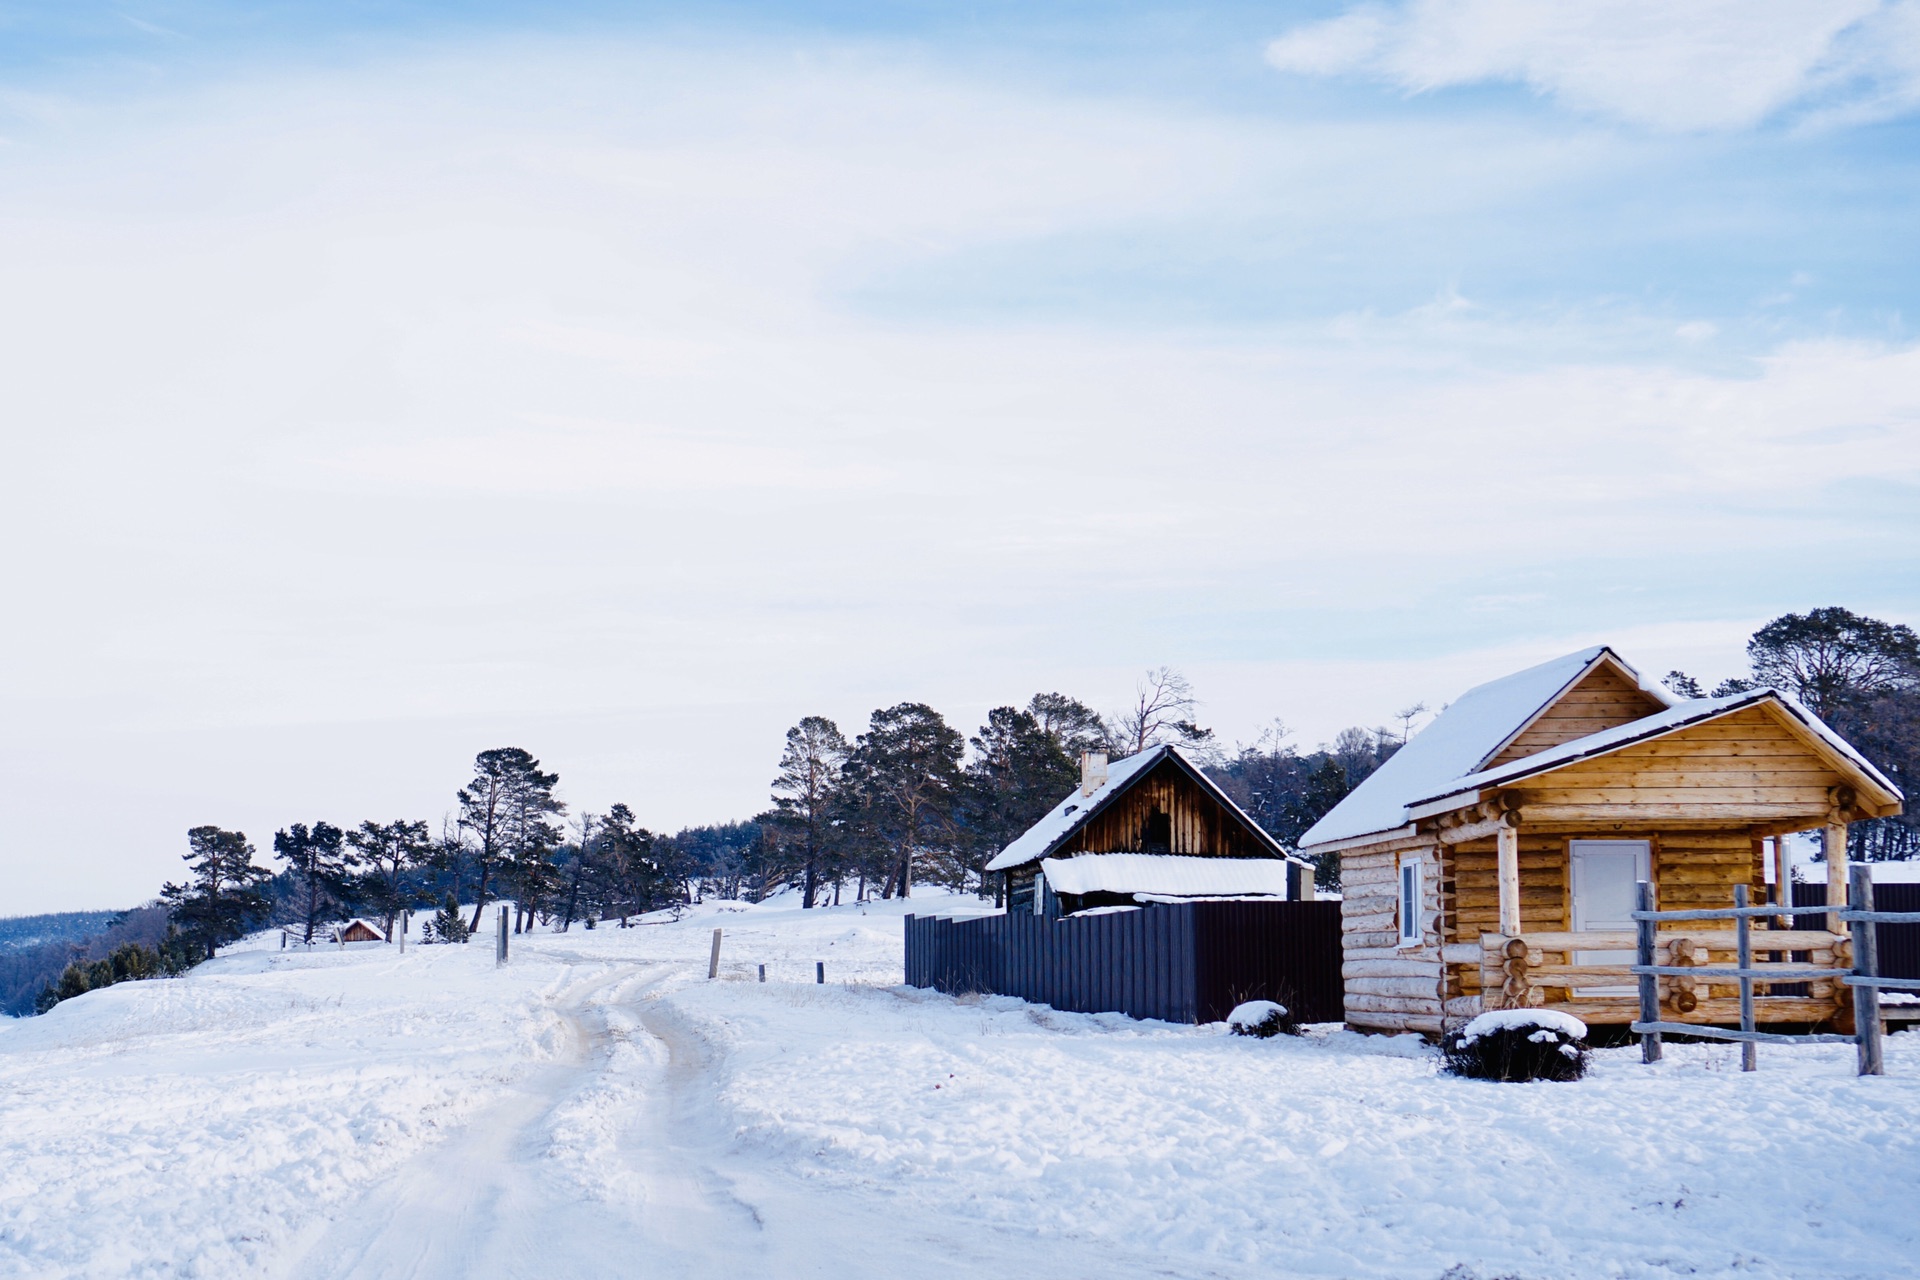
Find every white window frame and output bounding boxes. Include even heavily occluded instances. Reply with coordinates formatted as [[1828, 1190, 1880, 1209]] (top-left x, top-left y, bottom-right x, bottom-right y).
[[1398, 856, 1423, 948]]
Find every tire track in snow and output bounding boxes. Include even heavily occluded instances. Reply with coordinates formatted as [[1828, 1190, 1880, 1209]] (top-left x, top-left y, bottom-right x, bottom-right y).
[[275, 964, 679, 1280], [278, 955, 1237, 1280]]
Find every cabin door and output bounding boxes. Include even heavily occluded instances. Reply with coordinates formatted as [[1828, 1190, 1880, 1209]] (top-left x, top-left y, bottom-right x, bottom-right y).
[[1568, 840, 1650, 998]]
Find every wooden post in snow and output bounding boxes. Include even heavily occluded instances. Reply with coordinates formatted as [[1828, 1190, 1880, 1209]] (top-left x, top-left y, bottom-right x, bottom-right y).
[[1851, 863, 1884, 1077], [816, 961, 825, 984], [758, 964, 766, 983], [497, 906, 509, 967], [1735, 884, 1756, 1072], [708, 928, 723, 980], [1496, 816, 1522, 939], [1636, 880, 1661, 1064]]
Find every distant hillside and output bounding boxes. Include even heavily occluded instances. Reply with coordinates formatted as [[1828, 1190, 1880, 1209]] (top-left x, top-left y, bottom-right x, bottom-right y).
[[0, 911, 122, 955], [0, 907, 170, 1017]]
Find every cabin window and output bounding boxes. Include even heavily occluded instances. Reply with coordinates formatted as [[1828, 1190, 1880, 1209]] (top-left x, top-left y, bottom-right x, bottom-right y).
[[1398, 858, 1423, 947], [1143, 810, 1172, 853]]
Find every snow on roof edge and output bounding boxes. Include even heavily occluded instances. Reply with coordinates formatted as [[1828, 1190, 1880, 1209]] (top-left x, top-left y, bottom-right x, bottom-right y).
[[1416, 687, 1901, 807], [1298, 647, 1617, 850]]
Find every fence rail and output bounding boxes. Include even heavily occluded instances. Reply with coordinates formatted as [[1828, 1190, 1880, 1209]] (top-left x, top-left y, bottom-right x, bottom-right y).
[[904, 900, 1343, 1024], [1631, 865, 1906, 1076]]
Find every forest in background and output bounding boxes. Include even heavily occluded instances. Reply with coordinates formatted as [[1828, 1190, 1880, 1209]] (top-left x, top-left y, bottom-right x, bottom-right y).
[[10, 607, 1915, 1016]]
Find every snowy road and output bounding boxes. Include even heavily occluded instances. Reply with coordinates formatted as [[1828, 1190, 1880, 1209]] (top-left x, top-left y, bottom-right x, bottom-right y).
[[280, 953, 1188, 1280], [8, 893, 1920, 1280]]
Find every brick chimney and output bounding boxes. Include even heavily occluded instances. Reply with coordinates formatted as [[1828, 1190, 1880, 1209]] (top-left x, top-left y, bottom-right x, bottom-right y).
[[1079, 751, 1108, 797]]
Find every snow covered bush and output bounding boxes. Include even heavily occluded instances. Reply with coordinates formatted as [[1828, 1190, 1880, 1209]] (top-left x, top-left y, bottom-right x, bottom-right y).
[[1227, 1000, 1297, 1038], [1443, 1010, 1589, 1082]]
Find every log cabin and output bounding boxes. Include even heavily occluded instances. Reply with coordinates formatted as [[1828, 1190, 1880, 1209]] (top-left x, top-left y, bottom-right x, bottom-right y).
[[1297, 646, 1904, 1037], [334, 919, 385, 944], [987, 745, 1312, 916]]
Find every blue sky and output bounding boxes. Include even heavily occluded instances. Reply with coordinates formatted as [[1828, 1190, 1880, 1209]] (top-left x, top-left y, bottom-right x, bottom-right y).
[[2, 1, 1917, 910]]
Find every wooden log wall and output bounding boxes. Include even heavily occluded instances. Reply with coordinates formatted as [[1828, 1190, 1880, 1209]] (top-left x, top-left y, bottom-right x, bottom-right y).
[[1057, 760, 1270, 858], [1442, 828, 1768, 1019], [1341, 845, 1444, 1035], [1485, 662, 1665, 768]]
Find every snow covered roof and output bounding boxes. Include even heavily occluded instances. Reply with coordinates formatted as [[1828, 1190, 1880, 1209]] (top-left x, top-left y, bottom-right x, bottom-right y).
[[1039, 853, 1292, 899], [984, 744, 1286, 872], [1298, 648, 1903, 854], [1411, 688, 1902, 812], [1300, 647, 1663, 850]]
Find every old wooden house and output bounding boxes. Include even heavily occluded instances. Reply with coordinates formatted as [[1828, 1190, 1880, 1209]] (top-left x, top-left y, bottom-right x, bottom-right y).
[[1297, 646, 1904, 1036], [987, 745, 1312, 915], [334, 919, 385, 944]]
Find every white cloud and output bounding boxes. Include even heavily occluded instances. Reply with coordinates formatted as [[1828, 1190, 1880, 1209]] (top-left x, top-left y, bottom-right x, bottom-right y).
[[0, 40, 1916, 910], [1267, 0, 1920, 131]]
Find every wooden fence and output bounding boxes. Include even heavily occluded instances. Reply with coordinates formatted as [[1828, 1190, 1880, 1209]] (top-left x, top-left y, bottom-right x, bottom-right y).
[[1631, 867, 1920, 1076], [903, 900, 1343, 1024]]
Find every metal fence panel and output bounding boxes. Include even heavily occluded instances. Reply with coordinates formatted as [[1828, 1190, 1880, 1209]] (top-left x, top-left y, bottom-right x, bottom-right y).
[[903, 901, 1343, 1024]]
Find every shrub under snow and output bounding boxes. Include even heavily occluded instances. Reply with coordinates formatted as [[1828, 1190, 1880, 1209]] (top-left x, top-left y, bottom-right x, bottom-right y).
[[1226, 1000, 1297, 1038], [1443, 1009, 1590, 1082]]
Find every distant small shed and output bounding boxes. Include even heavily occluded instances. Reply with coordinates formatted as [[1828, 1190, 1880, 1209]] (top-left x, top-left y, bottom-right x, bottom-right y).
[[334, 919, 386, 944]]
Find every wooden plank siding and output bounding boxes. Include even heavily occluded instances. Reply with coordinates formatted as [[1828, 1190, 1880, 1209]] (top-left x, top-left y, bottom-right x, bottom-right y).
[[1056, 759, 1271, 859], [1504, 705, 1852, 826], [1486, 661, 1666, 767]]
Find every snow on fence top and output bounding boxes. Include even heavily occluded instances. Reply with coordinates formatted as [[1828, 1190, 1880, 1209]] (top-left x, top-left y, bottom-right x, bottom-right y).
[[1039, 853, 1292, 899]]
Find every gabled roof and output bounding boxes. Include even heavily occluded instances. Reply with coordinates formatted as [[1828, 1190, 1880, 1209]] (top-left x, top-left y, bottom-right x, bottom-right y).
[[1300, 647, 1668, 849], [985, 744, 1288, 872], [1411, 688, 1902, 813], [1298, 648, 1902, 853]]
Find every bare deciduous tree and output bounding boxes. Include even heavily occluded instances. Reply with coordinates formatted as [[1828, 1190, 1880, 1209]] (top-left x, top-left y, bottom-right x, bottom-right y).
[[1116, 666, 1205, 756]]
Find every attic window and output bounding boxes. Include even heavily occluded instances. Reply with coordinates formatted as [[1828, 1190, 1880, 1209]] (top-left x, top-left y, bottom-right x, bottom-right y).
[[1143, 810, 1172, 853]]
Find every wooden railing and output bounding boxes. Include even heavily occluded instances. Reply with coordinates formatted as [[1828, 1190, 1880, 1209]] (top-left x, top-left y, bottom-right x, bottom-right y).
[[1479, 923, 1851, 1021]]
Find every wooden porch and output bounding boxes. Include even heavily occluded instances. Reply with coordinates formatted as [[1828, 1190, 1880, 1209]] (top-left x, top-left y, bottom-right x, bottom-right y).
[[1474, 923, 1853, 1027]]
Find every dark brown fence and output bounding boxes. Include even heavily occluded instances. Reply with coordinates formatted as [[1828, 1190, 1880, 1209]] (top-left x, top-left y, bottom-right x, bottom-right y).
[[1795, 882, 1920, 978], [903, 901, 1343, 1024]]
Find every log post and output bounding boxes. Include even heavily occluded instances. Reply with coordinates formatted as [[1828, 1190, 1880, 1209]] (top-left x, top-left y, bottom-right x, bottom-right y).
[[1496, 815, 1521, 938], [1826, 818, 1849, 934], [497, 906, 509, 967], [1636, 880, 1661, 1064], [1735, 884, 1756, 1072], [708, 928, 723, 980], [1851, 863, 1884, 1077]]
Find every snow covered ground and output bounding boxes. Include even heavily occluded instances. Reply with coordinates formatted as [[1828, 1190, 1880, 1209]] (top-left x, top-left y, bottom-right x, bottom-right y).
[[3, 892, 1918, 1279]]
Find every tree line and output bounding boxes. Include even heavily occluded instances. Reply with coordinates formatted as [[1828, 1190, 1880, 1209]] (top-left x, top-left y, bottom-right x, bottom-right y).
[[1664, 606, 1920, 861], [28, 605, 1916, 1014]]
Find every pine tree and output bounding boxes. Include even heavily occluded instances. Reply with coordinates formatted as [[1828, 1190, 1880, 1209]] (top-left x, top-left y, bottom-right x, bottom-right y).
[[455, 748, 563, 934], [427, 892, 469, 944], [347, 819, 435, 940], [273, 821, 353, 944], [159, 826, 272, 961], [768, 716, 849, 908], [842, 703, 964, 898], [960, 705, 1077, 875]]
